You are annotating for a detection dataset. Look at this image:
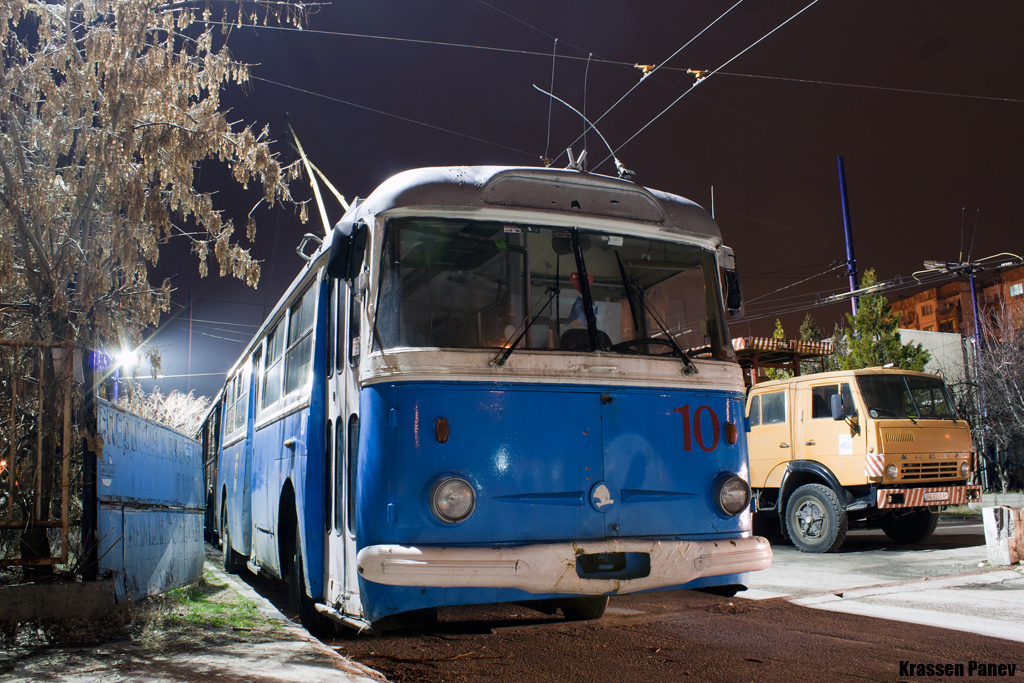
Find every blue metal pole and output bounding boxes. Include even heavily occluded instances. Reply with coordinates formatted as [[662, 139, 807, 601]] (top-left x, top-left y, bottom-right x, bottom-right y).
[[837, 156, 859, 315]]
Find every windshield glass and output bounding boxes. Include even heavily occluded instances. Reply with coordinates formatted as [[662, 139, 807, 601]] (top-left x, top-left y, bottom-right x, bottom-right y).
[[375, 217, 731, 359], [856, 375, 958, 420]]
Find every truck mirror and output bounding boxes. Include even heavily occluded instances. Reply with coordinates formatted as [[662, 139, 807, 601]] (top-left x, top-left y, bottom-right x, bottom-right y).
[[830, 394, 844, 421], [326, 220, 368, 280]]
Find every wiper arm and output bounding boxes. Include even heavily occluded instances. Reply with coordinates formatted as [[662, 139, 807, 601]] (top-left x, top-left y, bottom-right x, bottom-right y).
[[614, 250, 694, 371], [494, 287, 559, 366]]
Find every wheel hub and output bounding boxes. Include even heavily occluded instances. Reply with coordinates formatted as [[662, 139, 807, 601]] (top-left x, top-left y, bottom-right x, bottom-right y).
[[795, 499, 827, 539]]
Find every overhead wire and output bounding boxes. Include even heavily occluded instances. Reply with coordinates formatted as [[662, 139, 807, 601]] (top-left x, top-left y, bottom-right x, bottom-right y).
[[716, 72, 1024, 105], [551, 0, 746, 170], [604, 0, 822, 166]]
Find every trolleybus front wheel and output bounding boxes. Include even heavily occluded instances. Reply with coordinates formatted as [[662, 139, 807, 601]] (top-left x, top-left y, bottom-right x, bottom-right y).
[[559, 596, 609, 621], [287, 521, 337, 638]]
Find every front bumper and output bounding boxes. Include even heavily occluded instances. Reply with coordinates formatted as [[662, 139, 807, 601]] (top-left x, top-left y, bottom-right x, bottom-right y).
[[356, 537, 772, 595], [876, 484, 982, 509]]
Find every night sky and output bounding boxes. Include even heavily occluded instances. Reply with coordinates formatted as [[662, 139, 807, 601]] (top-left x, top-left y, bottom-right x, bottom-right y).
[[137, 0, 1024, 400]]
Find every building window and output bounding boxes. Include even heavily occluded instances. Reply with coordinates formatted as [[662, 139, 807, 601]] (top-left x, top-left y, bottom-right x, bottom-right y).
[[1010, 283, 1023, 298], [924, 325, 934, 332], [920, 304, 933, 317]]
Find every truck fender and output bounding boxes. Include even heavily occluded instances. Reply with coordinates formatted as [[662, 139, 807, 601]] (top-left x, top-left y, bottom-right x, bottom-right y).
[[778, 461, 849, 515]]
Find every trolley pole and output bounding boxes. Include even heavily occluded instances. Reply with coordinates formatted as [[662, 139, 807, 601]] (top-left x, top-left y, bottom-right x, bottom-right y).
[[837, 156, 859, 315]]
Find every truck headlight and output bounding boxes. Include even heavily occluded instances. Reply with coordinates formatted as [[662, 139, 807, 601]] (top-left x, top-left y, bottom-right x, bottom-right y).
[[960, 461, 969, 478], [431, 477, 475, 523], [886, 464, 898, 480], [714, 475, 750, 516]]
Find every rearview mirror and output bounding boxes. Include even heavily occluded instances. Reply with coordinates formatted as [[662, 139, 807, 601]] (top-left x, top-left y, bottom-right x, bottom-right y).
[[717, 245, 743, 317], [830, 394, 844, 421], [327, 220, 368, 280]]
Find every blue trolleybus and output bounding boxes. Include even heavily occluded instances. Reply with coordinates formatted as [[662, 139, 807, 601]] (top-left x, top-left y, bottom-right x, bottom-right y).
[[207, 165, 772, 634]]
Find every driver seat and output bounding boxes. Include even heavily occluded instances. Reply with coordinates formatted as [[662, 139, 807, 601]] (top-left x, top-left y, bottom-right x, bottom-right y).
[[560, 328, 612, 351]]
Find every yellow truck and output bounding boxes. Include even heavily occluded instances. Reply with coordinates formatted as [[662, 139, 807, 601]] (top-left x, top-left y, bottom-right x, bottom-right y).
[[746, 368, 982, 552]]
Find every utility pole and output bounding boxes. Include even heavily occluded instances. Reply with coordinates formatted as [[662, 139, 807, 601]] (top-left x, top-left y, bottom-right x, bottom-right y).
[[837, 157, 859, 316]]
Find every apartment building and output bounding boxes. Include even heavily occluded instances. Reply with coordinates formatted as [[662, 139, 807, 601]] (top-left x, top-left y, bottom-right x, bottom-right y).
[[891, 264, 1024, 335]]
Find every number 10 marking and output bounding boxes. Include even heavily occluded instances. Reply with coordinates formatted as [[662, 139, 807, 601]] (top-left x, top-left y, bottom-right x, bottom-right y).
[[673, 404, 721, 452]]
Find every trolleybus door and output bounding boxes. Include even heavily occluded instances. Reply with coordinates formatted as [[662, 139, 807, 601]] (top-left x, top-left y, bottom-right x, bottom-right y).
[[327, 279, 362, 616]]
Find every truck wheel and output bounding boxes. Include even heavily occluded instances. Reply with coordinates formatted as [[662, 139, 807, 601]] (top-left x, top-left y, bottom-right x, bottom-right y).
[[881, 508, 939, 544], [221, 509, 246, 574], [288, 521, 337, 638], [559, 596, 609, 621], [785, 484, 847, 553]]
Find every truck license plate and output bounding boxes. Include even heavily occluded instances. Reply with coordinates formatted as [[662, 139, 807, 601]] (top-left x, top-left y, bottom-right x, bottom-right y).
[[924, 491, 949, 502]]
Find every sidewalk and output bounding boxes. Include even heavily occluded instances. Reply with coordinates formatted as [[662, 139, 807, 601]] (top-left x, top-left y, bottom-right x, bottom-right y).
[[0, 561, 383, 683]]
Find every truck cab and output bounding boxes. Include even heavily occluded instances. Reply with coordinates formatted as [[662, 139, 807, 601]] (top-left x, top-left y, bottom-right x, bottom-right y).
[[746, 368, 981, 552]]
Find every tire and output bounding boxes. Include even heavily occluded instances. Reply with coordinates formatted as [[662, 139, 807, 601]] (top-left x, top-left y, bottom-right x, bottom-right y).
[[559, 596, 609, 621], [881, 507, 939, 544], [784, 483, 848, 553], [221, 508, 246, 574], [288, 521, 337, 638]]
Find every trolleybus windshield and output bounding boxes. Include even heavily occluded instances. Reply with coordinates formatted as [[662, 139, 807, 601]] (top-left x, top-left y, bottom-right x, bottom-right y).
[[375, 217, 731, 360]]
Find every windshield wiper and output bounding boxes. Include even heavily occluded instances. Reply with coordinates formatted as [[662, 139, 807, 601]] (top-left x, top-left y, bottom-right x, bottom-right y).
[[613, 251, 696, 373], [494, 287, 559, 366], [639, 288, 697, 373]]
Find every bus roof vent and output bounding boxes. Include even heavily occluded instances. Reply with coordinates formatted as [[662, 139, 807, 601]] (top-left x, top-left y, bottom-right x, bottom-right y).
[[482, 172, 665, 223]]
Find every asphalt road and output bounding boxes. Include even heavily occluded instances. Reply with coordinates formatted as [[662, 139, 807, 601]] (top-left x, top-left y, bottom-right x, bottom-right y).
[[246, 518, 1023, 682]]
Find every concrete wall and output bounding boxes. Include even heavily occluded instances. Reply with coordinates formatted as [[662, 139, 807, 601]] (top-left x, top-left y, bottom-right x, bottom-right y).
[[898, 328, 971, 386]]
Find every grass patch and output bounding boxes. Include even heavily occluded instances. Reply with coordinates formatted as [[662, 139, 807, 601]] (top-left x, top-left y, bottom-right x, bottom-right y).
[[161, 570, 280, 632]]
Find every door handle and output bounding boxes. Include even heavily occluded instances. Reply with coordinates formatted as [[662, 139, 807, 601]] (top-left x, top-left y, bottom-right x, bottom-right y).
[[779, 443, 790, 448], [805, 440, 816, 446]]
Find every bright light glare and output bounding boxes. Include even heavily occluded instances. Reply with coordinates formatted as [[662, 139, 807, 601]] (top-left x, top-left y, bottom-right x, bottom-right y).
[[115, 348, 138, 370]]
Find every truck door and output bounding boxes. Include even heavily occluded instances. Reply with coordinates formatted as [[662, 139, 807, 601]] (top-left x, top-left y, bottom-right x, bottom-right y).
[[747, 387, 793, 488], [796, 381, 865, 482]]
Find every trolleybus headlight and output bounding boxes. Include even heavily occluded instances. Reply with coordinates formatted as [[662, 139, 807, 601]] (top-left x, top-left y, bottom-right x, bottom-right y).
[[960, 461, 969, 478], [714, 475, 750, 516], [886, 464, 898, 480], [431, 477, 475, 523]]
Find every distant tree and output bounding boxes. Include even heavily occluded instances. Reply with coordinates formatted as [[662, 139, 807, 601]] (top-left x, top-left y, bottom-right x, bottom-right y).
[[765, 318, 793, 380], [797, 312, 830, 375], [799, 312, 824, 342], [0, 0, 309, 566], [841, 269, 930, 371]]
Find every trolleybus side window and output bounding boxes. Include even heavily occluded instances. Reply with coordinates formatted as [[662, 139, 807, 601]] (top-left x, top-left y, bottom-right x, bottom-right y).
[[262, 323, 284, 411], [285, 284, 316, 396], [336, 281, 347, 371], [223, 365, 248, 440], [349, 283, 360, 368], [334, 419, 345, 531], [347, 413, 359, 534]]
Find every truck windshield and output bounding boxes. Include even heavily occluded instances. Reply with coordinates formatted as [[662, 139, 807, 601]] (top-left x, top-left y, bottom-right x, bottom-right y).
[[375, 217, 732, 360], [856, 375, 958, 420]]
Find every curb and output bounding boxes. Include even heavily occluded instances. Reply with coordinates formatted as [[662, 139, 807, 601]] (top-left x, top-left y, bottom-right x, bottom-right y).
[[204, 560, 386, 683]]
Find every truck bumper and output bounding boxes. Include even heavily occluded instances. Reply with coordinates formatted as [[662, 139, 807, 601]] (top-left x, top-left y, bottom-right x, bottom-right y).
[[356, 536, 772, 595], [876, 484, 982, 509]]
